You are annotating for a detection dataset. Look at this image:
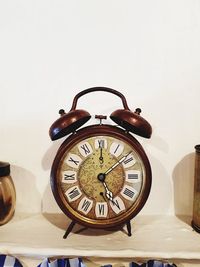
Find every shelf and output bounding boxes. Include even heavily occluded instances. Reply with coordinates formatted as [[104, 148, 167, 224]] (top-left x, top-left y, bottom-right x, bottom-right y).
[[1, 213, 200, 262]]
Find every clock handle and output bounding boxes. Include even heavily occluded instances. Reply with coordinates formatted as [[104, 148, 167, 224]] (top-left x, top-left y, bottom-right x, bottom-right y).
[[70, 87, 130, 111], [49, 86, 152, 140]]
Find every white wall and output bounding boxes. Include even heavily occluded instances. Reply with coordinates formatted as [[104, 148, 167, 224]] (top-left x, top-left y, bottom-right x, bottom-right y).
[[0, 0, 200, 216]]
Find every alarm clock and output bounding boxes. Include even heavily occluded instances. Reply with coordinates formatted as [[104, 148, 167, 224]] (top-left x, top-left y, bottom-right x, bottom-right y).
[[49, 87, 152, 238]]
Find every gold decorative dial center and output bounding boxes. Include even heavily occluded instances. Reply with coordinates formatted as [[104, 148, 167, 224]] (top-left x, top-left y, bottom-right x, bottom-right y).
[[78, 150, 124, 202]]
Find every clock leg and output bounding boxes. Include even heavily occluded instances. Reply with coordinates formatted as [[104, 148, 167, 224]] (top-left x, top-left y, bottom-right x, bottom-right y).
[[126, 220, 132, 236], [63, 221, 76, 239]]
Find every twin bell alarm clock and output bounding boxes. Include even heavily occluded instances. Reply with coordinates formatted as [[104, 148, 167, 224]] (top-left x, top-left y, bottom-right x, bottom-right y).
[[49, 87, 152, 238]]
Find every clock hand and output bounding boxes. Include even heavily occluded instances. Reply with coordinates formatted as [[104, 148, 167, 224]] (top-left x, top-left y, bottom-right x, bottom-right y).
[[100, 191, 118, 207], [98, 141, 104, 164], [97, 152, 132, 204], [104, 151, 132, 175], [103, 181, 113, 201], [100, 191, 121, 209], [97, 174, 114, 201], [99, 148, 103, 164]]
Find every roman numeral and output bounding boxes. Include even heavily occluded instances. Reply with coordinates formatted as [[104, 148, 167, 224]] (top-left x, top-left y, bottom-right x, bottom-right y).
[[98, 140, 105, 149], [112, 199, 121, 210], [64, 173, 75, 180], [68, 157, 79, 165], [66, 153, 82, 168], [65, 153, 82, 169], [109, 142, 124, 157], [110, 196, 125, 214], [99, 203, 105, 215], [121, 185, 137, 201], [125, 170, 141, 183], [80, 144, 90, 155], [68, 187, 80, 199], [123, 188, 135, 198], [95, 138, 107, 150], [65, 186, 82, 202], [95, 202, 108, 218], [62, 171, 77, 184], [82, 199, 91, 211], [113, 144, 120, 154], [123, 157, 134, 165], [78, 197, 93, 214], [78, 142, 93, 157], [122, 154, 136, 168], [128, 173, 138, 179]]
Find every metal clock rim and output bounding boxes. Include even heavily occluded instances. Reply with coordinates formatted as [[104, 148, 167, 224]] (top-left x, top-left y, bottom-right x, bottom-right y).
[[50, 124, 152, 229]]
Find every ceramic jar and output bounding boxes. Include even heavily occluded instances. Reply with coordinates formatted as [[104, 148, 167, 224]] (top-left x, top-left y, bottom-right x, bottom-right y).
[[0, 162, 16, 225]]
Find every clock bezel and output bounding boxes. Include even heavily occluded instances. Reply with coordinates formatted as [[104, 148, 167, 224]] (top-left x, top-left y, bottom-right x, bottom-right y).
[[51, 124, 152, 229]]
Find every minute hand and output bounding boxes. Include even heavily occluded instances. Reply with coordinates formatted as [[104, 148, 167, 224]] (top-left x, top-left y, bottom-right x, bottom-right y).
[[104, 152, 132, 175]]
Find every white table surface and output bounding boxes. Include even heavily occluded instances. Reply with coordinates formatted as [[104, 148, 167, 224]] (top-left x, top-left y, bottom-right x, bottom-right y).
[[1, 213, 200, 266]]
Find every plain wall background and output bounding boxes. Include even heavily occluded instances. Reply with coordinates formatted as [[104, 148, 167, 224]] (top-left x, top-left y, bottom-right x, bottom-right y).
[[0, 0, 200, 216]]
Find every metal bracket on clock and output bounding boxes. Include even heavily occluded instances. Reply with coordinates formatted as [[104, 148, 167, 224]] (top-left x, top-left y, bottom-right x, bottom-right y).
[[63, 221, 76, 239], [126, 220, 132, 236], [63, 220, 132, 239]]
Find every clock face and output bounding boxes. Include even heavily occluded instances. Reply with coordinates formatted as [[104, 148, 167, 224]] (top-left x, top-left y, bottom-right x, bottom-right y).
[[51, 125, 151, 228]]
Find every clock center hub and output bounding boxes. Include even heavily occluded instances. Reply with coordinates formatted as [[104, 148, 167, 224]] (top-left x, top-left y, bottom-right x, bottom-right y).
[[97, 173, 106, 182]]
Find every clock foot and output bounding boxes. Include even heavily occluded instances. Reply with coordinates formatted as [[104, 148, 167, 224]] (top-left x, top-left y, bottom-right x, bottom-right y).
[[126, 220, 132, 236], [63, 221, 76, 239]]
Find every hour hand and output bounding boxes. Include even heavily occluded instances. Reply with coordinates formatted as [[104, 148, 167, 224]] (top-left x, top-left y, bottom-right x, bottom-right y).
[[97, 173, 114, 202], [100, 191, 119, 208], [103, 182, 113, 201]]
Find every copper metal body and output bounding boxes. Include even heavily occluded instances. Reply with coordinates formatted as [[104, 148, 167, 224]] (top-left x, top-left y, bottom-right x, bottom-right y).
[[51, 124, 152, 229], [110, 108, 151, 138]]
